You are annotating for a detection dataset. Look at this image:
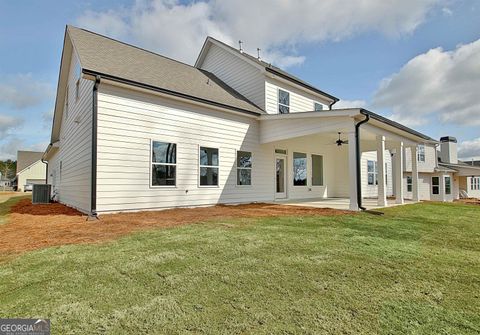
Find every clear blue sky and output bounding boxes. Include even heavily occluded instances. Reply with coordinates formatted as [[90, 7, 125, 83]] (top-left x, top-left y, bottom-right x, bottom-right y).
[[0, 0, 479, 159]]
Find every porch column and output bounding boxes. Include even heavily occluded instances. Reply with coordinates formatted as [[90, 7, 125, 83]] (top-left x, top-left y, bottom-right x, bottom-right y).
[[377, 136, 387, 207], [348, 131, 359, 211], [439, 175, 446, 202], [411, 145, 420, 202], [395, 141, 404, 204]]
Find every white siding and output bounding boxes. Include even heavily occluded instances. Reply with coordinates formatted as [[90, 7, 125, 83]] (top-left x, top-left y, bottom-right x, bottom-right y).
[[465, 177, 480, 198], [403, 172, 455, 201], [404, 144, 437, 173], [95, 84, 353, 213], [265, 77, 330, 115], [200, 44, 265, 110], [46, 51, 93, 213], [95, 84, 273, 212], [16, 160, 46, 192], [360, 151, 393, 198]]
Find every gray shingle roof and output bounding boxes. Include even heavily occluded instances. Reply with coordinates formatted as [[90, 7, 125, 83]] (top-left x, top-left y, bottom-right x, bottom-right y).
[[17, 151, 44, 174], [67, 26, 263, 115]]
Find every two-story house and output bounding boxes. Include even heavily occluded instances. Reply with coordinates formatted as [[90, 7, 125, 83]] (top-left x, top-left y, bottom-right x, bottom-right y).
[[43, 26, 480, 216]]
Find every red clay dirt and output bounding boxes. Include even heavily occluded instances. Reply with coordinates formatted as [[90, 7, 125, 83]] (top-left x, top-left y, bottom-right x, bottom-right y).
[[0, 199, 353, 260]]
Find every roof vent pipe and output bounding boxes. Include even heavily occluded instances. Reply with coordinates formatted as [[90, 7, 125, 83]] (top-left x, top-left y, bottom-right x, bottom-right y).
[[239, 40, 243, 53], [257, 48, 261, 60]]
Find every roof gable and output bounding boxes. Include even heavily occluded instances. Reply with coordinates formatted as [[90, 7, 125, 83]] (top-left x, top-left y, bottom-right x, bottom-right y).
[[16, 151, 44, 174], [195, 37, 339, 104]]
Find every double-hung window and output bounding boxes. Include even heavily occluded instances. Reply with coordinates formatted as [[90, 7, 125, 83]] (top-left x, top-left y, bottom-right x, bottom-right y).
[[417, 145, 426, 162], [293, 152, 307, 186], [237, 151, 252, 186], [432, 176, 440, 195], [471, 177, 480, 191], [445, 176, 451, 195], [151, 141, 176, 186], [278, 89, 290, 114], [200, 147, 219, 186], [314, 102, 323, 111], [407, 176, 413, 192], [367, 160, 378, 185]]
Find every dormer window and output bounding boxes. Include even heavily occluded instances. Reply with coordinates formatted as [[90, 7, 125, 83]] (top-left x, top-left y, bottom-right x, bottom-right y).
[[314, 102, 323, 111], [278, 89, 290, 114]]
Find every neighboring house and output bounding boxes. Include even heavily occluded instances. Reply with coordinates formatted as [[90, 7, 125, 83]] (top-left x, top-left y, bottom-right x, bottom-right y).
[[14, 151, 46, 192], [43, 26, 480, 215]]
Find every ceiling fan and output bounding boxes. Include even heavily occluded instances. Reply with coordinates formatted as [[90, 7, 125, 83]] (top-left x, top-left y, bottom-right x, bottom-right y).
[[336, 132, 349, 146]]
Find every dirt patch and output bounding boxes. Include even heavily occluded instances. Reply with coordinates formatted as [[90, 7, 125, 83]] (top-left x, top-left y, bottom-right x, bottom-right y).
[[11, 199, 83, 216], [455, 198, 480, 205], [0, 201, 352, 260]]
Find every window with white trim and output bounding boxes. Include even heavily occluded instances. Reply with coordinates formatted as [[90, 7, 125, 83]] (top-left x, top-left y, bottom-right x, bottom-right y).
[[445, 176, 451, 195], [367, 160, 378, 185], [293, 152, 307, 186], [417, 145, 426, 162], [432, 176, 440, 195], [200, 147, 219, 186], [237, 151, 252, 186], [471, 177, 480, 191], [314, 102, 323, 111], [278, 89, 290, 114], [151, 141, 176, 186], [407, 176, 412, 192]]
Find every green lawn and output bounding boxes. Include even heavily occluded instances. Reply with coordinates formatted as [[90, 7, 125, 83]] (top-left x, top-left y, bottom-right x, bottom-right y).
[[0, 202, 479, 334]]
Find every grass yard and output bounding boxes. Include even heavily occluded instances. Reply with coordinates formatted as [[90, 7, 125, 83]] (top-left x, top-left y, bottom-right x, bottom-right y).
[[0, 199, 479, 334]]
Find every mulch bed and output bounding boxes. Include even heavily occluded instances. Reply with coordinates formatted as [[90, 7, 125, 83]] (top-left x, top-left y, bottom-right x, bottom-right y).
[[0, 199, 353, 260], [11, 199, 83, 216]]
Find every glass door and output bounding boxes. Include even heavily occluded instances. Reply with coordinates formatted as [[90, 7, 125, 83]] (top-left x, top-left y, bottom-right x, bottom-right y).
[[275, 155, 287, 199]]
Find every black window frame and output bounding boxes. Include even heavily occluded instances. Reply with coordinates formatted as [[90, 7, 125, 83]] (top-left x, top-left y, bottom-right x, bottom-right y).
[[432, 176, 440, 195], [199, 146, 219, 187], [236, 150, 252, 186], [151, 141, 177, 187]]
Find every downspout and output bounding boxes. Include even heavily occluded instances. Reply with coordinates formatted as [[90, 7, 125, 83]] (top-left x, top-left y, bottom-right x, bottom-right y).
[[355, 110, 370, 210], [41, 143, 52, 185], [90, 75, 101, 219], [329, 100, 337, 110], [41, 158, 48, 184]]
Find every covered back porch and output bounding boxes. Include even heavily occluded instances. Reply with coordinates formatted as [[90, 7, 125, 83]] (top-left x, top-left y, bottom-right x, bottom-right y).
[[259, 109, 435, 211]]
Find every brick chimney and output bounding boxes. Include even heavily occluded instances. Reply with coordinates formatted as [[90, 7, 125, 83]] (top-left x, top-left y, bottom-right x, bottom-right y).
[[439, 136, 458, 164]]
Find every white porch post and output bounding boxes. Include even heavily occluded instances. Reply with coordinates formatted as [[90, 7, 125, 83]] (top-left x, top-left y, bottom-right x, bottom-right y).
[[377, 136, 387, 207], [440, 175, 446, 202], [395, 141, 404, 204], [348, 131, 359, 210], [411, 145, 420, 202]]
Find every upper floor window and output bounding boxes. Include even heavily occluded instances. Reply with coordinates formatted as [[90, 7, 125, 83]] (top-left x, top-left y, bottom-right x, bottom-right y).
[[278, 89, 290, 114], [151, 141, 176, 186], [200, 146, 219, 186], [367, 160, 378, 185], [314, 102, 323, 111], [417, 145, 426, 162], [237, 150, 252, 186]]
